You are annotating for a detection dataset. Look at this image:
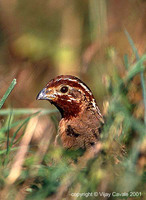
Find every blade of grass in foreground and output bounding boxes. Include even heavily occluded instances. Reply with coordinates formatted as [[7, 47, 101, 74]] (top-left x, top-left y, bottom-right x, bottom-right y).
[[6, 109, 13, 154], [4, 111, 40, 165], [125, 29, 146, 124], [10, 111, 40, 148], [0, 147, 19, 155], [0, 108, 57, 115], [0, 111, 41, 134], [0, 118, 30, 134], [123, 54, 129, 70], [0, 79, 17, 109]]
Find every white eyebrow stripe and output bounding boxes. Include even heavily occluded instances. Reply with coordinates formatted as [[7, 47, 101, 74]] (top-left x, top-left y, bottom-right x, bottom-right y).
[[55, 77, 102, 112], [56, 77, 93, 96], [66, 99, 72, 102], [56, 78, 63, 82]]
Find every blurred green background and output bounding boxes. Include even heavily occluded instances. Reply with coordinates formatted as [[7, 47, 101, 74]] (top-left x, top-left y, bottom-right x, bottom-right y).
[[0, 0, 145, 110], [0, 1, 146, 200]]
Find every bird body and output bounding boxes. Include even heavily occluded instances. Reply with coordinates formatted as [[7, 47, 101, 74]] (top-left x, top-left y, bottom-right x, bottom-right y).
[[37, 75, 104, 150], [59, 109, 102, 149]]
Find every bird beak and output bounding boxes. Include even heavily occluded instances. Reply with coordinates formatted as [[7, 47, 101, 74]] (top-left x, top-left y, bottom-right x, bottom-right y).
[[36, 87, 56, 101], [36, 88, 48, 100]]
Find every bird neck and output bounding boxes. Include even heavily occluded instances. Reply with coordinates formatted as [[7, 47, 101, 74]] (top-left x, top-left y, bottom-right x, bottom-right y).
[[52, 101, 81, 119]]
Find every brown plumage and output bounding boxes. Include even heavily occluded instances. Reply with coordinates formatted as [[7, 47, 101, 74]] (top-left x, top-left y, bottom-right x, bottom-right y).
[[36, 75, 104, 150]]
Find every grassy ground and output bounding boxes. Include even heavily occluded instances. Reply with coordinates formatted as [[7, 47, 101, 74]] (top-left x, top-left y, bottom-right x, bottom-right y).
[[0, 36, 145, 200]]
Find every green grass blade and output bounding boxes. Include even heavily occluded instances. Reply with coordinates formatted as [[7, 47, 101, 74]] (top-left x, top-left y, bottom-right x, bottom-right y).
[[124, 30, 139, 59], [0, 111, 40, 134], [10, 114, 35, 148], [0, 108, 57, 116], [123, 54, 129, 70], [0, 147, 19, 155], [3, 111, 39, 165], [0, 79, 17, 109], [0, 119, 27, 134], [6, 110, 13, 154], [125, 29, 146, 124], [124, 55, 146, 81], [13, 124, 27, 145]]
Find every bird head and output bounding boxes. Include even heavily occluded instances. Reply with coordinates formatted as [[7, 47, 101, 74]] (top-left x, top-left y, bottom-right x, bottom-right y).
[[36, 75, 101, 119]]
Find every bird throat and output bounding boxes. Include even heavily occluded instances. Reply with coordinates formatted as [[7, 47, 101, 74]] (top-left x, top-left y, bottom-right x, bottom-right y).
[[52, 100, 81, 119]]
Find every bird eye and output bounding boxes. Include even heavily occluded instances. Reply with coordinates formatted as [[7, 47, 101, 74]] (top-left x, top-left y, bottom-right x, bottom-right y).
[[60, 86, 68, 93]]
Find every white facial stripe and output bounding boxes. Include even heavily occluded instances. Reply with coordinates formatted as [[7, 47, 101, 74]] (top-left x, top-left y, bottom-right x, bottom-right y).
[[52, 77, 101, 111], [66, 99, 72, 102], [69, 97, 77, 101], [78, 82, 92, 95], [92, 99, 96, 108], [55, 77, 93, 96]]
